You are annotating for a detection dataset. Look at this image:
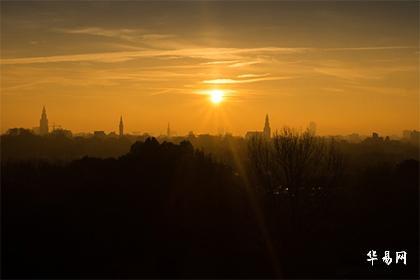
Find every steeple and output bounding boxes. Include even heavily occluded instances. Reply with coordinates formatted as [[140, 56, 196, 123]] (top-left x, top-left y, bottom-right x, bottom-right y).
[[167, 122, 171, 138], [263, 114, 271, 138], [119, 116, 124, 137], [39, 106, 49, 135]]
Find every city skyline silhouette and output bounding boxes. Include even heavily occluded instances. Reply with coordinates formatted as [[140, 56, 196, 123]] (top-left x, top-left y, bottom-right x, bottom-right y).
[[1, 1, 418, 279], [1, 2, 418, 136], [6, 105, 419, 140]]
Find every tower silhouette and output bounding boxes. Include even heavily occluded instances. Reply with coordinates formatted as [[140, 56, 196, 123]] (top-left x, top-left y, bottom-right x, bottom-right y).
[[119, 116, 124, 137], [263, 114, 271, 138], [39, 106, 49, 135], [167, 122, 171, 138]]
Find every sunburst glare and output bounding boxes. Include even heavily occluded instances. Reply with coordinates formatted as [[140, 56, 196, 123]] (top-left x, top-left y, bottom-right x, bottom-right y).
[[209, 89, 224, 104]]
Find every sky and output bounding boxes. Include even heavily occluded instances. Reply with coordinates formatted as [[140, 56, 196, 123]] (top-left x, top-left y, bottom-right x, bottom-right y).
[[1, 1, 419, 136]]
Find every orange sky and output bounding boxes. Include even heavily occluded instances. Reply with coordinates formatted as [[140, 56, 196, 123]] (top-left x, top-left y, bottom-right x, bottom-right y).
[[1, 2, 419, 136]]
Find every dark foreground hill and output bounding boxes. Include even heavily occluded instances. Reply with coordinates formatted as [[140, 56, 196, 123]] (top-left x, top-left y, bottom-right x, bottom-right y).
[[2, 138, 419, 278]]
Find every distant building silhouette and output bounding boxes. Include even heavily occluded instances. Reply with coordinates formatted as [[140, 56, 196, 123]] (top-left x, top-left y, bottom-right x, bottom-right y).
[[50, 128, 72, 138], [308, 121, 317, 135], [39, 106, 49, 135], [263, 114, 271, 138], [402, 130, 411, 139], [187, 131, 195, 140], [347, 133, 361, 143], [32, 126, 40, 135], [402, 130, 419, 144], [167, 123, 171, 138], [108, 131, 118, 138], [245, 131, 261, 139], [246, 114, 271, 140], [94, 131, 106, 138], [119, 116, 124, 137], [7, 128, 34, 136], [363, 132, 385, 144]]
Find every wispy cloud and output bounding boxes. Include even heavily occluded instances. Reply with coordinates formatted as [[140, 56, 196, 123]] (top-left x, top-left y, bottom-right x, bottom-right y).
[[314, 67, 379, 81], [228, 60, 264, 68], [203, 76, 294, 84], [323, 46, 417, 51], [201, 60, 240, 65], [2, 44, 415, 66], [141, 34, 175, 40], [200, 59, 265, 68], [194, 88, 236, 96], [314, 65, 417, 81], [1, 63, 211, 93], [0, 47, 307, 65], [59, 27, 141, 41], [344, 84, 416, 97], [57, 27, 178, 49], [237, 73, 270, 78]]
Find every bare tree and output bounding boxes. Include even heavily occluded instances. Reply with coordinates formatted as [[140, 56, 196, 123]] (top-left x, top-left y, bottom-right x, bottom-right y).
[[247, 126, 344, 229], [247, 134, 275, 196]]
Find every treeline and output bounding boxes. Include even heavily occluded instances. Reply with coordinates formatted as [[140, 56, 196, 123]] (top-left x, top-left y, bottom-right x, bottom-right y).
[[3, 139, 272, 278], [2, 128, 418, 166], [1, 128, 134, 160], [245, 128, 418, 278], [1, 131, 419, 278]]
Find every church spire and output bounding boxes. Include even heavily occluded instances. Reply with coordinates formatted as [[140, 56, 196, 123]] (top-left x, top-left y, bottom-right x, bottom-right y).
[[263, 114, 271, 138], [119, 116, 124, 137], [167, 122, 171, 138], [39, 106, 49, 135]]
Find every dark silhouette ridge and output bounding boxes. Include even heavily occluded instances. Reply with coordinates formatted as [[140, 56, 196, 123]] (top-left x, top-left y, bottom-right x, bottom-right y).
[[1, 136, 419, 279]]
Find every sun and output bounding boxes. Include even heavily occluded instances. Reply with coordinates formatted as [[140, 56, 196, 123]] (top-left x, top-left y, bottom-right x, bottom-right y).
[[209, 89, 224, 104]]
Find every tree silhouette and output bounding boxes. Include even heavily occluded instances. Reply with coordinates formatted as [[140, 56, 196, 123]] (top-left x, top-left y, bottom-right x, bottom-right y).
[[248, 126, 344, 228], [1, 134, 418, 278]]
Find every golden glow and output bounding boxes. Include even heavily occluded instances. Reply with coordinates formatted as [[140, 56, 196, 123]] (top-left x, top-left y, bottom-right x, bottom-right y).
[[209, 89, 224, 104], [1, 2, 418, 136]]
